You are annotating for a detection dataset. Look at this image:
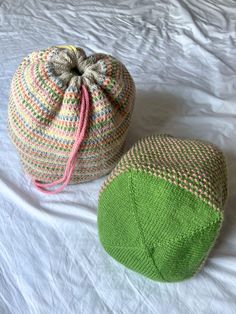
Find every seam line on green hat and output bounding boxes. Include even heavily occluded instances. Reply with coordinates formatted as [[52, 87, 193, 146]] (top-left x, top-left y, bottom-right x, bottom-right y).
[[128, 170, 165, 281], [100, 216, 222, 249], [193, 215, 224, 276], [127, 171, 147, 251]]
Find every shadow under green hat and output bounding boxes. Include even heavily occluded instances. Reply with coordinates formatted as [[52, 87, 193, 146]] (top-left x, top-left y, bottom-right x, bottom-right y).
[[98, 134, 228, 282]]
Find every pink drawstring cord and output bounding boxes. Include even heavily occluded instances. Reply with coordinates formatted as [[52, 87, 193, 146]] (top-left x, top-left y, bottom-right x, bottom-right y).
[[32, 85, 90, 194]]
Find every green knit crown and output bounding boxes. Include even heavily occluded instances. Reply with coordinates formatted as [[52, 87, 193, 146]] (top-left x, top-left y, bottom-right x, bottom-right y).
[[98, 134, 228, 282]]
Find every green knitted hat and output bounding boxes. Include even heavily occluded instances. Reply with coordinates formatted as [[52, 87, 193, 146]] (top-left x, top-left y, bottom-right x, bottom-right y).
[[98, 134, 228, 282]]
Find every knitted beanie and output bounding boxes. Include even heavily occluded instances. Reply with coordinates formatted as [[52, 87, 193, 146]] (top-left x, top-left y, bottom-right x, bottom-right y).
[[98, 134, 228, 282], [8, 45, 135, 194]]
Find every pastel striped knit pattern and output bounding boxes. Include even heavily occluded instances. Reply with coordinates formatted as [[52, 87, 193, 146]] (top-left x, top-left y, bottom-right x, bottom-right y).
[[98, 134, 228, 282], [8, 46, 135, 189]]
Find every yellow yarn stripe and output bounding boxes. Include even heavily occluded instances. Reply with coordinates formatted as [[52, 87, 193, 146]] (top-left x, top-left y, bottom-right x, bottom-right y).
[[57, 45, 77, 53]]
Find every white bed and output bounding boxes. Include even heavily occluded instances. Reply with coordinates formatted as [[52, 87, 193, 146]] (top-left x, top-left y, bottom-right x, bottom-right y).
[[1, 0, 236, 313]]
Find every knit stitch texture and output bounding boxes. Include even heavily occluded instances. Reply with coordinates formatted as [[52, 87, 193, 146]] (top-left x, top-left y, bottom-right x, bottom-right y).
[[98, 134, 228, 282], [8, 46, 135, 187]]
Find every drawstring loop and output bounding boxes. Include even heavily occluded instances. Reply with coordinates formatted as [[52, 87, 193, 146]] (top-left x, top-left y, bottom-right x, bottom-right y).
[[33, 85, 90, 194]]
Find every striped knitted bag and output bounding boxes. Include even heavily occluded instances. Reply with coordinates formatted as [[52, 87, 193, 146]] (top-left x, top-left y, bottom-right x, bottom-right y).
[[98, 134, 228, 282], [8, 45, 135, 194]]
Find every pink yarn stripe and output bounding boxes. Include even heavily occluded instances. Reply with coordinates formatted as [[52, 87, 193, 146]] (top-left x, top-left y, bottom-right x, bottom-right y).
[[32, 85, 90, 194]]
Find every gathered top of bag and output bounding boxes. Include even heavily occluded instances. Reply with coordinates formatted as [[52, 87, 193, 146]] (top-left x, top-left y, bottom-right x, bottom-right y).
[[8, 45, 135, 194]]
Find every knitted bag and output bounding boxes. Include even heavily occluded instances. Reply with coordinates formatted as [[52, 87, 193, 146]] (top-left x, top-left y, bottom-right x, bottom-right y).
[[8, 45, 135, 194], [98, 134, 228, 282]]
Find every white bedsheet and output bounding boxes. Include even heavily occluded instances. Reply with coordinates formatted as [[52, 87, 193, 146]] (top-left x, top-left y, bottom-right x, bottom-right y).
[[1, 0, 236, 313]]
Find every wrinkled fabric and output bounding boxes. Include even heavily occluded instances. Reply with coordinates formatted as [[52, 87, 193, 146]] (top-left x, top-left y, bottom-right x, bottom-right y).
[[0, 0, 236, 313]]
